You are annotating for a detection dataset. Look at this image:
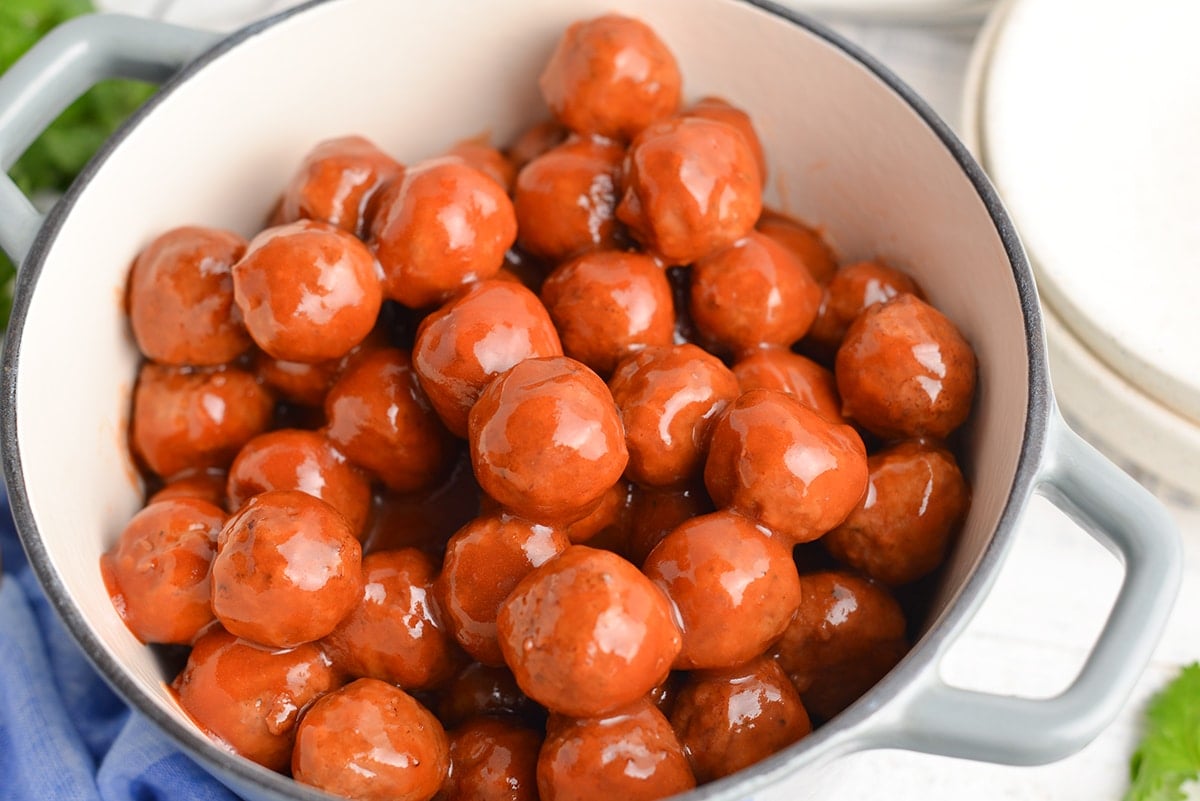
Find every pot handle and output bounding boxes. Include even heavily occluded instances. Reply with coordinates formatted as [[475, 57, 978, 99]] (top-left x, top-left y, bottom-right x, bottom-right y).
[[867, 410, 1181, 765], [0, 14, 220, 265]]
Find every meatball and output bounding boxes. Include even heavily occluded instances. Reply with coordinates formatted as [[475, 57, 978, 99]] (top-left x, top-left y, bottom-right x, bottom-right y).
[[539, 14, 681, 141], [437, 662, 545, 730], [643, 511, 800, 670], [146, 467, 226, 507], [251, 350, 340, 407], [824, 440, 970, 586], [293, 678, 449, 801], [755, 211, 838, 284], [626, 484, 714, 566], [497, 545, 681, 717], [732, 346, 844, 424], [470, 357, 627, 524], [323, 549, 460, 690], [773, 571, 908, 721], [691, 231, 822, 357], [131, 363, 274, 479], [442, 717, 541, 801], [127, 226, 250, 365], [232, 220, 382, 363], [413, 279, 563, 437], [439, 514, 571, 665], [513, 135, 625, 262], [807, 260, 924, 352], [211, 490, 362, 648], [704, 389, 868, 545], [446, 138, 517, 192], [562, 479, 630, 545], [540, 250, 675, 376], [173, 626, 339, 772], [101, 498, 224, 644], [370, 159, 516, 308], [609, 344, 740, 489], [361, 454, 484, 558], [670, 655, 811, 782], [226, 429, 371, 537], [507, 119, 569, 171], [682, 96, 766, 185], [324, 347, 453, 491], [617, 117, 762, 265], [277, 135, 402, 236]]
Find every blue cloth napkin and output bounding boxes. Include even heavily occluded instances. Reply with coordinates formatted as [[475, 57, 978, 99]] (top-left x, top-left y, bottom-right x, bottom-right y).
[[0, 488, 240, 801]]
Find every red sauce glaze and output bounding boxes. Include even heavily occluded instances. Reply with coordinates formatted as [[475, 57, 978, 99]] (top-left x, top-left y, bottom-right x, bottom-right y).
[[146, 467, 227, 507], [226, 428, 371, 538], [251, 350, 340, 408], [211, 490, 362, 648], [513, 135, 625, 263], [732, 346, 845, 424], [538, 698, 695, 801], [704, 389, 868, 545], [755, 211, 838, 285], [362, 452, 483, 559], [643, 511, 801, 670], [413, 279, 563, 438], [626, 483, 715, 566], [441, 717, 542, 801], [608, 344, 740, 489], [506, 119, 569, 172], [562, 479, 630, 545], [439, 513, 570, 666], [437, 662, 545, 730], [370, 159, 516, 308], [292, 678, 449, 801], [173, 626, 340, 772], [232, 220, 382, 363], [824, 439, 969, 586], [682, 97, 766, 186], [617, 117, 762, 266], [497, 545, 681, 717], [324, 347, 454, 492], [323, 549, 461, 690], [277, 135, 403, 237], [131, 363, 274, 480], [446, 138, 517, 193], [469, 357, 628, 524], [540, 250, 675, 376], [836, 294, 977, 440], [807, 260, 924, 352], [539, 15, 681, 141], [127, 226, 250, 366], [101, 498, 224, 644], [773, 571, 908, 721]]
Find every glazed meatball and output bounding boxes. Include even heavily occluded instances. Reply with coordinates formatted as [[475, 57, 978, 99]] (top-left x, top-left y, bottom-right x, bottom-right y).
[[704, 389, 868, 545], [101, 498, 224, 644], [807, 260, 924, 352], [513, 135, 625, 262], [824, 440, 970, 586], [442, 717, 541, 801], [127, 226, 250, 365], [413, 279, 563, 437], [293, 678, 449, 801], [609, 344, 740, 488], [626, 484, 714, 565], [617, 117, 762, 265], [732, 346, 844, 424], [670, 655, 811, 782], [540, 250, 675, 375], [131, 363, 274, 479], [323, 549, 460, 690], [325, 347, 453, 491], [361, 454, 483, 558], [773, 571, 908, 721], [226, 429, 371, 537], [643, 511, 800, 670], [146, 467, 226, 507], [251, 350, 340, 407], [470, 357, 628, 524], [173, 626, 340, 772], [211, 490, 362, 648], [539, 14, 681, 141], [691, 231, 822, 356], [232, 220, 382, 363], [437, 662, 545, 730], [277, 135, 402, 236], [538, 698, 695, 801], [497, 545, 681, 717], [836, 294, 977, 439], [562, 479, 630, 544], [446, 138, 517, 192], [439, 514, 571, 666], [370, 159, 516, 308], [507, 119, 569, 171], [682, 96, 766, 185], [755, 211, 838, 284]]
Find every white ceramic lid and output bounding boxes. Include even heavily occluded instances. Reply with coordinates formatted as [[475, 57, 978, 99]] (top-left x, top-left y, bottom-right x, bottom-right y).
[[979, 0, 1200, 426]]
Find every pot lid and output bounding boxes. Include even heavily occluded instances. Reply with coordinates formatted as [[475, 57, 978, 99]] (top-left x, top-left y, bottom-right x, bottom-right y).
[[976, 0, 1200, 425]]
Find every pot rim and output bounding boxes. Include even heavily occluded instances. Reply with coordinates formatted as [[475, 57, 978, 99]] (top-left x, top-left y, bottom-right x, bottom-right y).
[[0, 0, 1048, 797]]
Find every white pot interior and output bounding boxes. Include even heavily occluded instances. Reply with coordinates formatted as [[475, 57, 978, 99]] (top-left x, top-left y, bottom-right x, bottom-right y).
[[13, 0, 1029, 763]]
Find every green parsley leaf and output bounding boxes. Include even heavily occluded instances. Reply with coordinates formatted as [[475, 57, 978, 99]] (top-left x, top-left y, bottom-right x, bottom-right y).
[[1126, 663, 1200, 801]]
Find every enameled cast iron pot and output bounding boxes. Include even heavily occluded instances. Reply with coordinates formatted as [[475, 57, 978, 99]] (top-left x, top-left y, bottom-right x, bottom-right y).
[[0, 1, 1183, 799]]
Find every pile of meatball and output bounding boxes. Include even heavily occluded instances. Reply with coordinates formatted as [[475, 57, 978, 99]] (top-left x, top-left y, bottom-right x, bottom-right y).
[[101, 13, 976, 801]]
